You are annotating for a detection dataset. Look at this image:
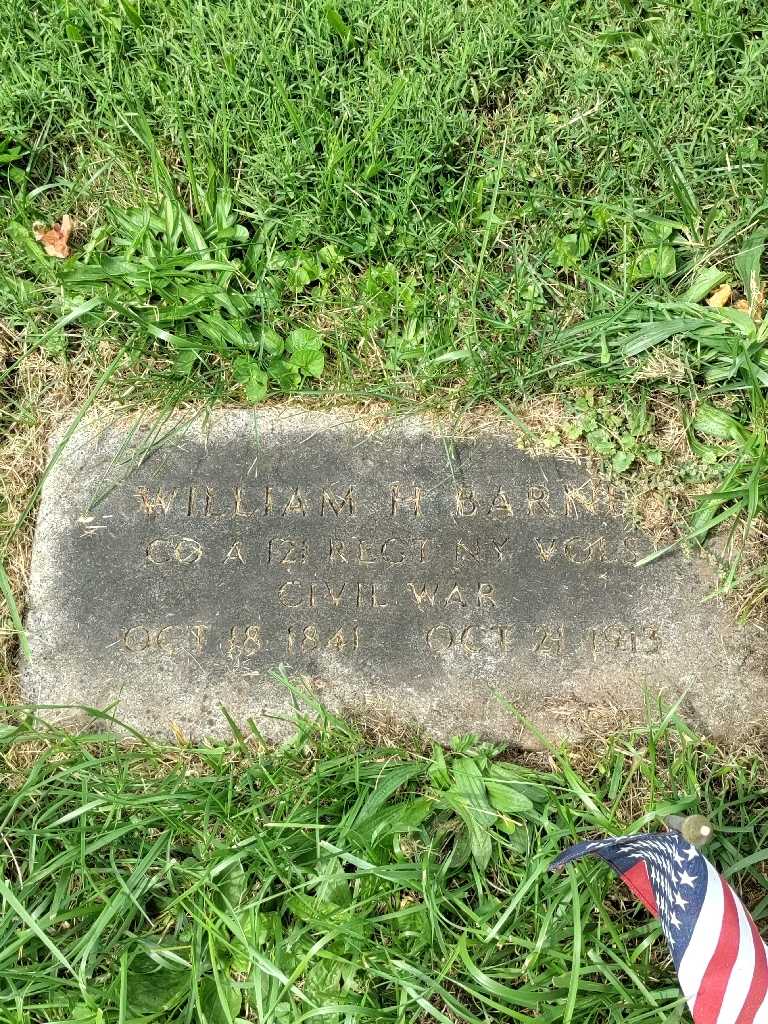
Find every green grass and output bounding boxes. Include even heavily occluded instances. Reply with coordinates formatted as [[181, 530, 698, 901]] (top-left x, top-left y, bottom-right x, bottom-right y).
[[1, 12, 768, 1015], [1, 0, 767, 585], [1, 703, 767, 1023]]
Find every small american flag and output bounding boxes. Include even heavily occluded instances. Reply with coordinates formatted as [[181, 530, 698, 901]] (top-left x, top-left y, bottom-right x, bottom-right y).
[[551, 832, 768, 1023]]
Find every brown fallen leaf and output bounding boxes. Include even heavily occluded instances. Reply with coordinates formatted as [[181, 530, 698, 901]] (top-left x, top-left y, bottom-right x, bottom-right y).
[[706, 282, 732, 308], [734, 298, 750, 313], [32, 214, 73, 259]]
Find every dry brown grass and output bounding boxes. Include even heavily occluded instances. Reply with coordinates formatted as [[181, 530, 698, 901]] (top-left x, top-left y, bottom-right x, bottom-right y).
[[0, 337, 108, 701]]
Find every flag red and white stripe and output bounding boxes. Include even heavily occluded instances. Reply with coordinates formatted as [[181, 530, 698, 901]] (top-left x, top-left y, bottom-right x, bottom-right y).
[[551, 832, 768, 1022]]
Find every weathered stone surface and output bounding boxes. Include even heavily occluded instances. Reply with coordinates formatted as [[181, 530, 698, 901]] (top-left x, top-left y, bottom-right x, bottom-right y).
[[23, 409, 767, 745]]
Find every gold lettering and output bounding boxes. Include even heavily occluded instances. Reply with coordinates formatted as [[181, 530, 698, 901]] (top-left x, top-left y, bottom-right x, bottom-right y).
[[268, 537, 308, 566], [456, 539, 480, 564], [123, 625, 150, 651], [204, 487, 223, 517], [135, 487, 177, 516], [357, 540, 379, 565], [563, 536, 606, 564], [407, 581, 438, 607], [327, 628, 346, 651], [444, 584, 466, 609], [157, 625, 187, 653], [527, 485, 552, 516], [534, 625, 564, 657], [589, 624, 644, 660], [174, 538, 204, 564], [287, 624, 360, 653], [123, 623, 209, 654], [592, 624, 629, 656], [278, 581, 304, 608], [321, 487, 355, 516], [407, 580, 493, 608], [328, 539, 347, 563], [391, 484, 422, 516], [282, 489, 308, 516], [426, 624, 453, 652], [234, 487, 255, 517], [146, 538, 173, 564], [228, 624, 262, 658], [498, 625, 515, 650], [563, 483, 596, 519], [146, 537, 203, 564], [488, 487, 513, 517], [191, 624, 208, 653], [326, 583, 346, 607], [460, 626, 479, 654], [242, 625, 262, 655], [300, 625, 320, 651], [224, 540, 245, 565], [534, 538, 558, 562], [382, 538, 405, 564], [455, 487, 477, 517], [492, 538, 510, 561]]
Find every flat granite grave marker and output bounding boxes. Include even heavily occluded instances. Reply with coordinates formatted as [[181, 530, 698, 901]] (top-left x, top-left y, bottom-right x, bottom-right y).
[[23, 409, 768, 744]]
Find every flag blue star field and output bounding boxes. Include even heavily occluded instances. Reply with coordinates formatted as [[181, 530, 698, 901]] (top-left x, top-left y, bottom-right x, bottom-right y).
[[551, 832, 768, 1023]]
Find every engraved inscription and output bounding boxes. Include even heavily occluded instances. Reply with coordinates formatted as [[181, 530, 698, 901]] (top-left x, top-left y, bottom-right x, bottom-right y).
[[122, 623, 208, 654], [26, 411, 757, 747], [286, 624, 360, 653], [123, 470, 659, 674], [227, 625, 263, 658], [146, 537, 204, 564], [422, 622, 665, 659]]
